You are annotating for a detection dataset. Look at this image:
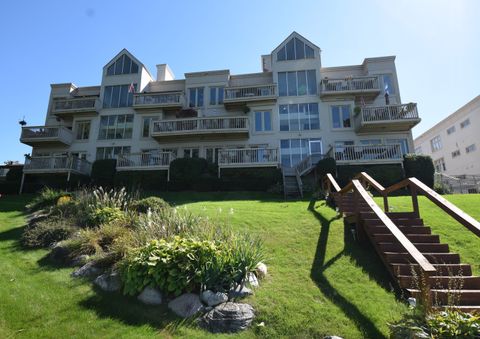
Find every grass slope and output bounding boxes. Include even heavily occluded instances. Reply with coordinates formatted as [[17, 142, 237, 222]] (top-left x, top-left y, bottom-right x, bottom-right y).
[[1, 192, 478, 338]]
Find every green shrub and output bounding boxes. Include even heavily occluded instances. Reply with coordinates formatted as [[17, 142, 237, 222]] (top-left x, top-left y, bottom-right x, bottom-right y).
[[433, 182, 451, 195], [427, 310, 480, 337], [219, 167, 282, 191], [88, 206, 124, 225], [403, 154, 435, 188], [26, 187, 69, 211], [337, 164, 405, 188], [169, 158, 211, 191], [0, 181, 20, 194], [114, 170, 168, 191], [316, 157, 336, 178], [91, 159, 117, 187], [22, 218, 75, 248], [129, 196, 170, 213]]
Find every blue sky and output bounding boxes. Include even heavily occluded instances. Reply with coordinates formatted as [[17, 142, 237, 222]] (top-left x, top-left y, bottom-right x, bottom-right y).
[[1, 0, 479, 162]]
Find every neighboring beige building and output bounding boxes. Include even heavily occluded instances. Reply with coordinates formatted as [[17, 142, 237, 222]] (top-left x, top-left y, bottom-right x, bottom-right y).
[[414, 95, 479, 176], [19, 32, 421, 194]]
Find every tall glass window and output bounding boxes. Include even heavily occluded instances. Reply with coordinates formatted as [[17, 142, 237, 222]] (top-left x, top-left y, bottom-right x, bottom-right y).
[[75, 120, 90, 140], [386, 138, 409, 155], [280, 138, 322, 167], [255, 111, 272, 132], [279, 103, 319, 131], [142, 116, 159, 138], [278, 70, 316, 96], [189, 87, 204, 107], [106, 54, 139, 76], [98, 114, 134, 140], [331, 105, 351, 129], [96, 146, 131, 160], [103, 84, 136, 108], [382, 74, 395, 95], [277, 37, 315, 61], [209, 87, 224, 105]]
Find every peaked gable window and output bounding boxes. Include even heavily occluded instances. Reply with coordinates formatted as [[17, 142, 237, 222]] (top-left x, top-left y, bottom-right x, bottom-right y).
[[107, 54, 139, 76], [277, 37, 315, 61]]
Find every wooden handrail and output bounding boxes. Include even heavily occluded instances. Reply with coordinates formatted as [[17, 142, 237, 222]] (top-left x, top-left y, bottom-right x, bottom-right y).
[[351, 179, 437, 274], [325, 173, 341, 192], [354, 172, 385, 193]]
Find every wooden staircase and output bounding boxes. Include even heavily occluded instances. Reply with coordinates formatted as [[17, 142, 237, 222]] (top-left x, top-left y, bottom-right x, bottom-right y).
[[282, 154, 326, 199], [325, 173, 480, 312]]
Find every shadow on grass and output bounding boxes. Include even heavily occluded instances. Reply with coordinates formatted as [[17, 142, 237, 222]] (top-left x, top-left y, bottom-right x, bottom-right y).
[[78, 287, 200, 335], [309, 201, 392, 339], [0, 194, 34, 212]]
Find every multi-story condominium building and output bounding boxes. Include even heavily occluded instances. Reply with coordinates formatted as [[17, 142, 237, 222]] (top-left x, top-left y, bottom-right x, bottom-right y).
[[414, 95, 479, 176], [19, 32, 421, 194]]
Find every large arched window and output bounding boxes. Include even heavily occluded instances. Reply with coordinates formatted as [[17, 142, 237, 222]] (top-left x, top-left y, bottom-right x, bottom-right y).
[[277, 37, 315, 61], [106, 54, 139, 76]]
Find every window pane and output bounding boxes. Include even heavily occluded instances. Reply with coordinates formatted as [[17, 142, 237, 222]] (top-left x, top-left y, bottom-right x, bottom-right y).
[[122, 55, 131, 74], [299, 104, 309, 130], [332, 106, 341, 128], [277, 47, 286, 61], [295, 38, 305, 59], [297, 71, 307, 96], [107, 64, 114, 76], [131, 62, 139, 73], [103, 86, 112, 108], [280, 139, 290, 149], [342, 105, 351, 127], [189, 89, 196, 107], [278, 72, 287, 96], [286, 38, 295, 60], [264, 111, 271, 131], [197, 88, 204, 106], [218, 87, 224, 104], [255, 111, 262, 132], [111, 86, 120, 108], [309, 103, 320, 130], [114, 56, 123, 75], [307, 70, 317, 95], [287, 72, 297, 96], [96, 148, 104, 160], [210, 87, 216, 105], [383, 74, 395, 94], [119, 85, 128, 107], [143, 118, 150, 137], [289, 104, 299, 131], [305, 44, 314, 58]]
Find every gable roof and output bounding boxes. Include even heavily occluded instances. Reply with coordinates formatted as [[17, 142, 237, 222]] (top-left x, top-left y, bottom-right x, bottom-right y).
[[103, 48, 154, 79], [271, 31, 321, 55]]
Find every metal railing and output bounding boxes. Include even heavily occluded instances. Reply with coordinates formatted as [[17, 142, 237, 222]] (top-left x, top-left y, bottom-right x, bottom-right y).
[[24, 156, 91, 175], [359, 103, 419, 122], [152, 116, 249, 134], [334, 144, 402, 162], [133, 92, 184, 107], [320, 76, 379, 94], [52, 97, 98, 112], [218, 148, 279, 167], [0, 168, 9, 177], [116, 152, 175, 169], [224, 84, 277, 101], [20, 126, 73, 144]]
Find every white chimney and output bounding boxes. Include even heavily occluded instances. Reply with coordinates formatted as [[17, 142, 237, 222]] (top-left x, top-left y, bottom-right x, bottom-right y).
[[156, 64, 175, 81]]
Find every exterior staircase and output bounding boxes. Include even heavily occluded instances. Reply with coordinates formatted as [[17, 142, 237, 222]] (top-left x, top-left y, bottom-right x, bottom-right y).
[[282, 154, 325, 198], [324, 172, 480, 312]]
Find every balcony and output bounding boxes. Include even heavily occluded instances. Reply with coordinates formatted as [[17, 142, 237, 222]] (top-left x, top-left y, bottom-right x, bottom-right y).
[[333, 144, 403, 164], [218, 148, 279, 175], [354, 103, 421, 133], [116, 152, 175, 171], [52, 97, 100, 117], [320, 76, 380, 99], [223, 84, 277, 109], [151, 116, 249, 141], [20, 126, 73, 147], [133, 91, 184, 111], [23, 156, 92, 176]]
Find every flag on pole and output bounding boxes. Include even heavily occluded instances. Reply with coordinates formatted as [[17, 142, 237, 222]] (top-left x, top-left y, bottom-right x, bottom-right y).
[[360, 96, 366, 107], [384, 83, 389, 96], [128, 83, 136, 93]]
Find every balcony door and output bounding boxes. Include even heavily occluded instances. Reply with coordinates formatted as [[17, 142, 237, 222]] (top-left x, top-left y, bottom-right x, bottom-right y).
[[309, 139, 323, 155]]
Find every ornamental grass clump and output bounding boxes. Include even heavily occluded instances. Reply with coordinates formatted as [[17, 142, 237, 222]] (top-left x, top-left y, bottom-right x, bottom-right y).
[[26, 187, 70, 211]]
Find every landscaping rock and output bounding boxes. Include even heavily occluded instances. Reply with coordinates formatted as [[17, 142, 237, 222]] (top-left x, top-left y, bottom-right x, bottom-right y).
[[94, 272, 121, 292], [200, 302, 255, 333], [168, 293, 203, 318], [201, 290, 228, 307], [229, 285, 253, 299], [137, 287, 163, 305], [255, 262, 268, 279], [247, 273, 259, 288], [71, 261, 102, 279], [27, 211, 51, 225], [324, 336, 344, 339], [49, 242, 71, 264], [71, 255, 90, 267]]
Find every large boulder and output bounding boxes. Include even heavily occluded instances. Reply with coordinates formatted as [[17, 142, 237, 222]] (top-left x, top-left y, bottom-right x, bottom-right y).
[[229, 285, 253, 299], [49, 242, 71, 264], [201, 290, 228, 307], [137, 287, 163, 305], [247, 273, 259, 288], [168, 293, 203, 318], [71, 261, 102, 279], [255, 262, 268, 279], [200, 302, 255, 333], [94, 272, 122, 292]]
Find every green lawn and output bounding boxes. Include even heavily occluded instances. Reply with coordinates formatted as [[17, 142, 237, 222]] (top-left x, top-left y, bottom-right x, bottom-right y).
[[0, 192, 479, 338]]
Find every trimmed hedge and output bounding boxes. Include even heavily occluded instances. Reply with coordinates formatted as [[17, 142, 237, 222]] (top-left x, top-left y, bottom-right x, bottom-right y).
[[337, 164, 405, 188], [91, 159, 117, 187], [5, 166, 23, 182], [403, 154, 435, 188], [169, 158, 215, 191], [316, 157, 336, 177], [115, 170, 168, 191], [219, 167, 282, 191]]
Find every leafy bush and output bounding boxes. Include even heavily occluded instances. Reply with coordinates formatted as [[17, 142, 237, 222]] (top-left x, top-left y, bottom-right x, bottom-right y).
[[5, 166, 23, 182], [91, 159, 117, 187], [316, 157, 336, 178], [0, 181, 20, 194], [22, 218, 75, 248], [114, 170, 168, 191], [403, 154, 435, 188], [337, 164, 405, 188], [88, 206, 124, 225], [219, 167, 282, 191], [169, 158, 211, 191], [129, 196, 170, 213], [433, 182, 451, 195], [26, 187, 70, 211]]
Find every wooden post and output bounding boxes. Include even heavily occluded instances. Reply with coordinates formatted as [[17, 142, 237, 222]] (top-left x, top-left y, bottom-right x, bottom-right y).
[[411, 185, 420, 218], [19, 172, 25, 194], [383, 194, 389, 213]]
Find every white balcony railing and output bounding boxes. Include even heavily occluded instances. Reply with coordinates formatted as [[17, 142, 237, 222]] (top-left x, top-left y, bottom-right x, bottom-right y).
[[20, 126, 73, 145], [224, 84, 277, 102], [24, 156, 92, 175], [320, 76, 379, 94], [52, 97, 98, 112], [360, 103, 419, 123], [116, 152, 175, 170], [334, 144, 402, 163], [133, 92, 184, 107], [218, 148, 279, 167], [152, 116, 249, 135]]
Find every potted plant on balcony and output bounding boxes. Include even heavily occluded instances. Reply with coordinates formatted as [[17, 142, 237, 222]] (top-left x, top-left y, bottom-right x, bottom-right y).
[[243, 106, 250, 114], [354, 106, 362, 117]]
